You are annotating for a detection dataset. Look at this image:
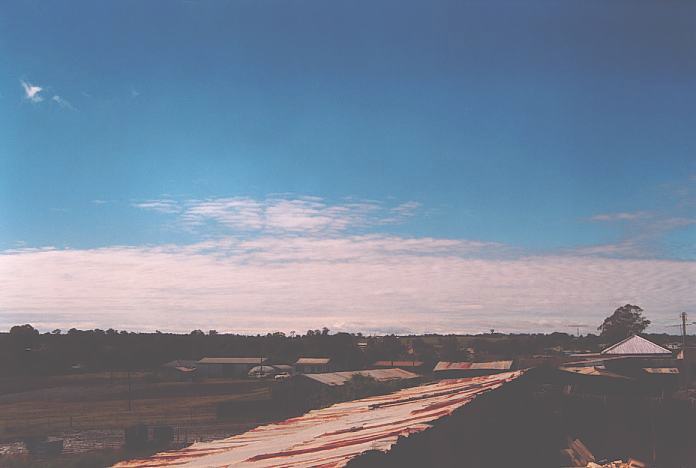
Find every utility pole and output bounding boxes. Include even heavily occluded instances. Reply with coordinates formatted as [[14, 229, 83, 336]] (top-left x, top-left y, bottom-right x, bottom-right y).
[[127, 369, 132, 411], [681, 312, 688, 350]]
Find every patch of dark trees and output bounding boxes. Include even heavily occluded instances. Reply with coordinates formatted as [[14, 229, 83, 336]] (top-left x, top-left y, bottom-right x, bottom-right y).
[[1, 323, 689, 378]]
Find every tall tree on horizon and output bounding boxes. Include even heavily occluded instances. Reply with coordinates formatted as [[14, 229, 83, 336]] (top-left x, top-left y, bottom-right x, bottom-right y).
[[598, 304, 651, 342]]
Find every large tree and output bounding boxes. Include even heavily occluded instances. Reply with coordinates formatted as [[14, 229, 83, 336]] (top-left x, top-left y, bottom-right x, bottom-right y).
[[597, 304, 650, 342]]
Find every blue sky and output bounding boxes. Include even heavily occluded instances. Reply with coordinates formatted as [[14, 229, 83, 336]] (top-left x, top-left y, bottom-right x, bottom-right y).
[[1, 0, 695, 334]]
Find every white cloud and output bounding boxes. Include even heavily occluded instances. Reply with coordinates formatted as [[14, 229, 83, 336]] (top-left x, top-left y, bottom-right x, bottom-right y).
[[51, 95, 75, 110], [1, 237, 693, 334], [135, 196, 421, 235], [132, 199, 181, 214], [590, 211, 651, 222], [21, 80, 43, 103]]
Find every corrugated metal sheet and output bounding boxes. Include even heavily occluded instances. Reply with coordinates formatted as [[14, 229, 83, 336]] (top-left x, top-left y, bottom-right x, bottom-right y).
[[198, 357, 268, 365], [302, 368, 419, 386], [560, 366, 632, 379], [113, 370, 525, 468], [469, 360, 513, 370], [600, 335, 672, 356], [433, 361, 472, 371], [643, 367, 679, 374], [296, 358, 331, 365], [372, 360, 424, 368]]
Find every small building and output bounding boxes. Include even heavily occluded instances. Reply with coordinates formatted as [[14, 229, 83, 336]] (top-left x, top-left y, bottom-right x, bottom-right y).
[[301, 368, 419, 387], [372, 360, 426, 373], [197, 357, 268, 378], [273, 368, 422, 412], [433, 360, 514, 378], [600, 334, 673, 357], [248, 364, 295, 378], [560, 335, 679, 394], [295, 357, 332, 374]]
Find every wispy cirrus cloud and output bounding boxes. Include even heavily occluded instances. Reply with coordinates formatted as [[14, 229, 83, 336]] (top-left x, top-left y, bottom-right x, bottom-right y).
[[51, 95, 76, 110], [132, 199, 181, 214], [21, 80, 43, 103], [21, 80, 76, 109], [134, 196, 421, 235], [589, 211, 651, 222]]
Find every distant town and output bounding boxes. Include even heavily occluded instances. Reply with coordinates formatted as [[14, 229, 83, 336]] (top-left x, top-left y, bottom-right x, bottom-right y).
[[1, 305, 695, 467]]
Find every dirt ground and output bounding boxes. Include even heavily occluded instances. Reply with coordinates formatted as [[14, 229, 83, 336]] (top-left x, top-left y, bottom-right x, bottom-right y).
[[0, 372, 281, 465]]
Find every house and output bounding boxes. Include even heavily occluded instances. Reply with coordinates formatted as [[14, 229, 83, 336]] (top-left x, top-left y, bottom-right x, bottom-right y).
[[197, 357, 268, 378], [372, 360, 426, 373], [294, 357, 332, 374], [600, 334, 673, 356], [560, 335, 679, 393]]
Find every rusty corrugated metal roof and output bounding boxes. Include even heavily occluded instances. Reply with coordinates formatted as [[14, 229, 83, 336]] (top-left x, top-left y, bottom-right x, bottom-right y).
[[372, 360, 424, 367], [113, 370, 526, 468], [433, 361, 472, 371], [302, 368, 419, 386]]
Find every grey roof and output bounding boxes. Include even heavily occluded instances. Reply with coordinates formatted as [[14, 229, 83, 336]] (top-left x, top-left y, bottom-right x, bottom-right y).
[[469, 360, 513, 370], [295, 357, 331, 365], [273, 365, 295, 372], [163, 360, 198, 369], [302, 368, 419, 386], [600, 335, 672, 355], [198, 357, 268, 365]]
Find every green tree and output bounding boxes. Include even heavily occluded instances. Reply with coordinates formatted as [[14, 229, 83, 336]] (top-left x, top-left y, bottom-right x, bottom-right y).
[[598, 304, 650, 342]]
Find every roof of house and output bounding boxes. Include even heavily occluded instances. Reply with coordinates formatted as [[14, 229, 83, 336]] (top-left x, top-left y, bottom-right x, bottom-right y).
[[600, 335, 672, 356], [559, 366, 632, 379], [295, 357, 331, 365], [433, 361, 472, 371], [197, 357, 268, 365], [643, 367, 680, 374], [372, 360, 424, 368], [114, 370, 526, 468], [470, 360, 514, 370], [302, 368, 419, 387]]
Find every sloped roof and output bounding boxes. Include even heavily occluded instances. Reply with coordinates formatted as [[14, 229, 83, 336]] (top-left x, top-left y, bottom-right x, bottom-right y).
[[559, 366, 632, 379], [198, 357, 268, 365], [302, 368, 419, 386], [470, 360, 513, 370], [600, 335, 672, 356], [373, 360, 424, 368], [433, 361, 472, 372], [113, 370, 526, 468], [295, 357, 331, 365]]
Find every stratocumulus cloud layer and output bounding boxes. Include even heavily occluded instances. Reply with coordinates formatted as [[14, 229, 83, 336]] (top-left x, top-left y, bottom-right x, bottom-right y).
[[2, 235, 694, 334]]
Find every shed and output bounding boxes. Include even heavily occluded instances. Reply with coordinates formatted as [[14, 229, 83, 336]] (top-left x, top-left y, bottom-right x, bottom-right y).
[[372, 360, 426, 372], [197, 357, 268, 378], [295, 357, 332, 374]]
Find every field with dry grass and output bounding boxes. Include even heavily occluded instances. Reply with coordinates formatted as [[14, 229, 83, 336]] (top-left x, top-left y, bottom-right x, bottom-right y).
[[0, 372, 282, 466]]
